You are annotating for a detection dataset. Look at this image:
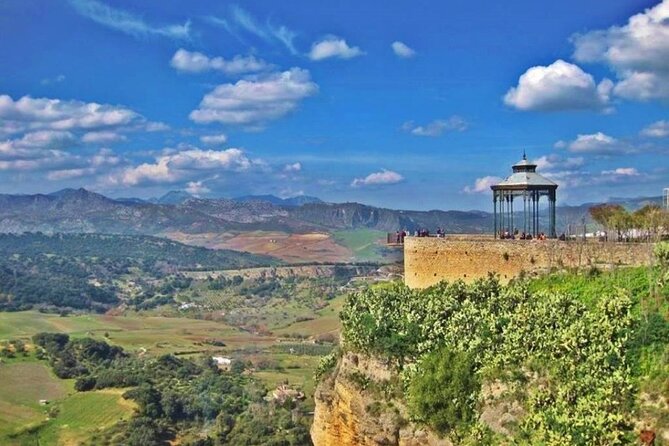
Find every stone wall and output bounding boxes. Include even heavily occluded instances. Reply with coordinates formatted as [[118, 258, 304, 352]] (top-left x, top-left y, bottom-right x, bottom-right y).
[[404, 236, 653, 289]]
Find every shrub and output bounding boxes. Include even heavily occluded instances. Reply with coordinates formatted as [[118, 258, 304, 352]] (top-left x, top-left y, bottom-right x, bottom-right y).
[[407, 347, 479, 437]]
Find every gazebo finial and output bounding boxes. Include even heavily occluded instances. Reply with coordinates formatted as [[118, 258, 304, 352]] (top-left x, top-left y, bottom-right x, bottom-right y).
[[522, 149, 527, 160]]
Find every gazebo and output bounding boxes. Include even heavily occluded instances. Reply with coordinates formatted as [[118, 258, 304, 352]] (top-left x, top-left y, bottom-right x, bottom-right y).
[[491, 153, 558, 238]]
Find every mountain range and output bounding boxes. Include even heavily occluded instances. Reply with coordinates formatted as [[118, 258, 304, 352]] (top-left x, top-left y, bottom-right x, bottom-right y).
[[0, 188, 662, 236]]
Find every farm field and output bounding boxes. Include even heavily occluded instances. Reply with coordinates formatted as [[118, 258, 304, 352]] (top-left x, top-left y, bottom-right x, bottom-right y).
[[166, 228, 401, 264], [167, 230, 354, 263], [0, 295, 347, 430], [332, 229, 396, 262], [0, 312, 269, 355], [0, 361, 70, 441]]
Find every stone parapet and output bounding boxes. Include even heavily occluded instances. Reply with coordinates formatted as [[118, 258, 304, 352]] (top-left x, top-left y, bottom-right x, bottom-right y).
[[404, 236, 653, 288]]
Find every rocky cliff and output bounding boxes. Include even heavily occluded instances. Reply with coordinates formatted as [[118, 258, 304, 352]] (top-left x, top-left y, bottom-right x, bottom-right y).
[[311, 352, 450, 446]]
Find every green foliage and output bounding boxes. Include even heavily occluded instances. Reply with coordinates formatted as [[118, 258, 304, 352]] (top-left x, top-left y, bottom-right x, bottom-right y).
[[655, 242, 669, 268], [407, 347, 479, 437], [339, 273, 655, 444], [0, 232, 277, 312], [314, 349, 340, 380]]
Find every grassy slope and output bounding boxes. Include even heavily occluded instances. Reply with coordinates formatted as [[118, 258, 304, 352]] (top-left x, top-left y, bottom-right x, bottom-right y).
[[0, 361, 70, 439], [332, 229, 388, 262], [37, 390, 135, 446]]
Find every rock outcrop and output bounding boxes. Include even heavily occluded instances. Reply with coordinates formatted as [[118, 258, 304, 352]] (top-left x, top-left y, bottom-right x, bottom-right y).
[[311, 352, 450, 446]]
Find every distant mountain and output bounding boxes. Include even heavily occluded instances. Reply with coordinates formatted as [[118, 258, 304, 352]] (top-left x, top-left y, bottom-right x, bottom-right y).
[[152, 190, 194, 205], [233, 194, 324, 207], [0, 188, 660, 236]]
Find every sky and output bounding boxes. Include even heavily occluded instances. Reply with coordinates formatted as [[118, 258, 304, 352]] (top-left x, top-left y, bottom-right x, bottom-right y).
[[0, 0, 668, 210]]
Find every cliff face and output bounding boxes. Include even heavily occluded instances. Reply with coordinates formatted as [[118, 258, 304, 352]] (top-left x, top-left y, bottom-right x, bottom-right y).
[[310, 352, 451, 446]]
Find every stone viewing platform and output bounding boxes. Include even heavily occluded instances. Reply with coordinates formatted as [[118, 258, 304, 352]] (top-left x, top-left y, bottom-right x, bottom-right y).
[[403, 236, 653, 288]]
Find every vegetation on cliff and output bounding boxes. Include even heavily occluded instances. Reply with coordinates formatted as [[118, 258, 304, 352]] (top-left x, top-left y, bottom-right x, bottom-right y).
[[336, 245, 669, 444]]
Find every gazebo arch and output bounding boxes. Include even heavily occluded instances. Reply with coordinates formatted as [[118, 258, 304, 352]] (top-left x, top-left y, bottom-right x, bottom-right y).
[[491, 153, 558, 238]]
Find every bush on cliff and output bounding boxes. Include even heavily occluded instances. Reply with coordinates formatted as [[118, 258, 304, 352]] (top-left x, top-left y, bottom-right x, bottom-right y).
[[407, 346, 479, 437]]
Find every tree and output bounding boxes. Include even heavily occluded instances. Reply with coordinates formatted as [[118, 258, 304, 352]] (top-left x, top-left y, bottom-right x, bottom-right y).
[[589, 204, 629, 241]]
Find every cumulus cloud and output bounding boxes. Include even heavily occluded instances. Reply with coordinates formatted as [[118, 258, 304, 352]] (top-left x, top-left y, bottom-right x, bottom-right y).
[[463, 176, 503, 194], [0, 94, 143, 135], [391, 41, 416, 58], [199, 134, 228, 146], [572, 0, 669, 100], [283, 162, 302, 173], [189, 68, 318, 126], [0, 131, 78, 166], [309, 36, 364, 61], [403, 116, 468, 137], [640, 120, 669, 138], [68, 0, 190, 40], [562, 132, 632, 154], [503, 60, 612, 111], [110, 148, 253, 186], [81, 131, 126, 144], [185, 180, 210, 196], [533, 154, 585, 171], [351, 169, 403, 187], [170, 49, 271, 75], [601, 167, 640, 177], [46, 148, 121, 180]]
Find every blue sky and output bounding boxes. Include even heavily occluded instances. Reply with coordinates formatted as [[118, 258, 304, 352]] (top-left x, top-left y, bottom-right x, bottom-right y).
[[0, 0, 668, 210]]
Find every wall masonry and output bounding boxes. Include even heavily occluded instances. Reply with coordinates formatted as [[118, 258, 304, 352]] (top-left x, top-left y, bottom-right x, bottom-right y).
[[404, 236, 653, 289]]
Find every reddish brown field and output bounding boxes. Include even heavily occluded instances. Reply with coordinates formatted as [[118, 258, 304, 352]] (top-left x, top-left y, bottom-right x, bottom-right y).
[[165, 231, 354, 263]]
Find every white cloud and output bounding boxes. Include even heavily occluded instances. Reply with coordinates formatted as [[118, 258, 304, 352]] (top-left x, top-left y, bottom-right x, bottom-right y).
[[185, 180, 210, 196], [563, 132, 632, 154], [0, 94, 142, 135], [309, 36, 364, 61], [0, 131, 77, 164], [503, 60, 612, 111], [283, 162, 302, 173], [189, 68, 318, 126], [463, 176, 503, 194], [145, 121, 169, 132], [40, 74, 66, 86], [68, 0, 190, 40], [601, 167, 640, 177], [403, 116, 468, 137], [82, 130, 126, 144], [46, 148, 121, 180], [572, 0, 669, 101], [640, 120, 669, 138], [170, 49, 271, 75], [533, 154, 584, 171], [391, 41, 416, 58], [199, 134, 228, 146], [351, 169, 403, 187], [209, 6, 298, 55], [111, 148, 253, 186]]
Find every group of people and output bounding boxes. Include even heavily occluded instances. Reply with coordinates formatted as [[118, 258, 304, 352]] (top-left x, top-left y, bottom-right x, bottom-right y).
[[499, 229, 567, 241], [394, 227, 447, 243]]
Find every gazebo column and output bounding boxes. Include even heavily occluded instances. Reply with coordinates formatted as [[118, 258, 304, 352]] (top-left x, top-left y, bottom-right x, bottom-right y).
[[549, 190, 556, 238], [510, 195, 514, 234], [532, 191, 538, 236], [493, 192, 498, 239]]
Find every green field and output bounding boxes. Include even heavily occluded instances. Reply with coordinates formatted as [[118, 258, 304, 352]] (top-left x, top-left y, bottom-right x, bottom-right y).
[[36, 390, 135, 446], [0, 362, 70, 439], [0, 311, 270, 355], [333, 229, 393, 262]]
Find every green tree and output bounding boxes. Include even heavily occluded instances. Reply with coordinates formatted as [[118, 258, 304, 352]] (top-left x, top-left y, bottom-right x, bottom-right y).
[[407, 347, 480, 439]]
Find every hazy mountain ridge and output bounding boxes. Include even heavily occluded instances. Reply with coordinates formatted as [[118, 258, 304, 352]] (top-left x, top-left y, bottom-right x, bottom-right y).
[[0, 188, 662, 235]]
